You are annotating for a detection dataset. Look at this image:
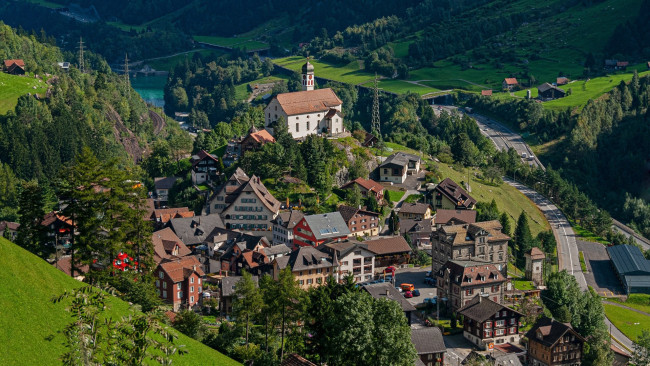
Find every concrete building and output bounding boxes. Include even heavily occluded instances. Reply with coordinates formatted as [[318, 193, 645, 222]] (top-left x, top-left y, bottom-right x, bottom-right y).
[[321, 240, 376, 283]]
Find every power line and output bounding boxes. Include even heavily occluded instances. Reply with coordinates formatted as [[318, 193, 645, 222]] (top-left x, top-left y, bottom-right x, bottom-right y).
[[371, 73, 381, 141], [124, 53, 130, 88], [78, 37, 85, 73]]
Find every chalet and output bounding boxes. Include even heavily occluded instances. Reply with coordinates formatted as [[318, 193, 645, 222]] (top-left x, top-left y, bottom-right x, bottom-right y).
[[431, 178, 477, 210], [364, 236, 411, 268], [281, 354, 317, 366], [219, 275, 259, 314], [458, 297, 523, 349], [607, 244, 650, 294], [168, 213, 224, 248], [556, 77, 569, 86], [525, 247, 546, 285], [502, 78, 518, 91], [207, 167, 251, 214], [220, 175, 281, 237], [362, 282, 416, 325], [272, 246, 337, 289], [4, 59, 25, 75], [399, 218, 433, 246], [616, 61, 629, 70], [538, 83, 566, 100], [264, 61, 344, 139], [240, 126, 275, 153], [155, 256, 205, 311], [436, 260, 506, 313], [481, 90, 493, 96], [360, 130, 378, 147], [153, 176, 179, 205], [525, 317, 585, 366], [378, 152, 421, 184], [190, 150, 221, 185], [321, 240, 376, 283], [271, 210, 304, 246], [398, 202, 432, 221], [433, 209, 477, 228], [292, 212, 351, 249], [411, 327, 446, 366], [41, 211, 73, 247], [151, 227, 192, 265], [340, 177, 385, 202], [0, 221, 19, 241], [431, 220, 510, 274], [150, 207, 194, 228], [337, 205, 380, 237]]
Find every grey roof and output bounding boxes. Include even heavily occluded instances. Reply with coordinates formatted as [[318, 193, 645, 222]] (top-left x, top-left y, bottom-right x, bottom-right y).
[[415, 358, 426, 366], [263, 244, 292, 257], [525, 317, 584, 347], [221, 275, 259, 297], [284, 246, 334, 271], [411, 327, 446, 355], [537, 82, 565, 94], [154, 176, 179, 190], [399, 202, 431, 215], [322, 240, 373, 260], [362, 283, 416, 312], [380, 152, 420, 168], [608, 244, 650, 275], [303, 212, 351, 240], [272, 210, 305, 229], [169, 214, 225, 246], [399, 219, 433, 234], [457, 296, 521, 323], [493, 354, 523, 366]]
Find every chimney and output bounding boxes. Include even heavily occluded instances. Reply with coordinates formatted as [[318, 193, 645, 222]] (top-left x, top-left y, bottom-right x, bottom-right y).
[[478, 295, 482, 303], [385, 289, 390, 296], [193, 265, 197, 271]]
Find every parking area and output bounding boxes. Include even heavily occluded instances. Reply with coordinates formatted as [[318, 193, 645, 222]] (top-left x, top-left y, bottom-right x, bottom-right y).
[[394, 266, 438, 306], [577, 240, 625, 297]]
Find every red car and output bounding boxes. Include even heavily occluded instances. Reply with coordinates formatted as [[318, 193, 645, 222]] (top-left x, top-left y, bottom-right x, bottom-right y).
[[384, 266, 396, 274], [404, 291, 413, 298]]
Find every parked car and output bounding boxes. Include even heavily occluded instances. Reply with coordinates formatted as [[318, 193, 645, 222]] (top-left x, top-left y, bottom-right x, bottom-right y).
[[400, 283, 415, 292], [424, 278, 436, 286], [425, 271, 432, 278], [423, 297, 437, 305], [384, 266, 396, 274], [395, 287, 403, 293], [404, 291, 413, 298], [412, 289, 421, 297], [384, 275, 393, 283]]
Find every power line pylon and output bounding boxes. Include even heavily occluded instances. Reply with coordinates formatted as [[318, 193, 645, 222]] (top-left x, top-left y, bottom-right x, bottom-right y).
[[124, 53, 130, 88], [371, 73, 382, 141], [78, 37, 85, 73]]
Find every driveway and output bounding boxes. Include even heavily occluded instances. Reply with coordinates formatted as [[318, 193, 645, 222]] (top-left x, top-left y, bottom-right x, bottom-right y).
[[577, 240, 625, 297], [394, 267, 437, 307]]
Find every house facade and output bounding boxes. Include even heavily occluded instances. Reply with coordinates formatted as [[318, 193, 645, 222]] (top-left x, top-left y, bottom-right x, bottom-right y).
[[399, 219, 433, 246], [503, 78, 518, 90], [240, 126, 275, 153], [538, 83, 566, 100], [525, 247, 545, 285], [337, 205, 380, 237], [431, 221, 510, 275], [321, 241, 376, 283], [208, 167, 250, 214], [525, 317, 585, 366], [190, 150, 221, 185], [0, 221, 19, 241], [432, 178, 477, 210], [153, 177, 179, 206], [436, 260, 506, 313], [155, 256, 205, 311], [292, 212, 351, 249], [272, 246, 337, 289], [340, 177, 384, 202], [264, 62, 344, 139], [219, 275, 259, 315], [4, 59, 25, 75], [271, 210, 305, 246], [378, 152, 421, 184], [220, 175, 281, 238], [458, 297, 523, 350], [398, 202, 432, 220], [364, 236, 412, 268]]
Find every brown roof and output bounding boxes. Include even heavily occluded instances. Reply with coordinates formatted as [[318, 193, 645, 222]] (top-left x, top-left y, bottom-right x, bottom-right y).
[[41, 211, 73, 227], [411, 327, 446, 355], [248, 129, 275, 144], [525, 317, 585, 348], [504, 78, 518, 85], [0, 221, 19, 231], [152, 228, 192, 264], [337, 205, 379, 223], [151, 207, 193, 222], [164, 310, 177, 323], [365, 236, 411, 255], [434, 209, 477, 225], [481, 90, 493, 96], [556, 77, 569, 85], [435, 178, 477, 209], [230, 175, 281, 213], [272, 210, 305, 229], [438, 221, 510, 246], [281, 354, 317, 366], [191, 150, 220, 168], [4, 59, 25, 68], [282, 246, 334, 272], [53, 256, 90, 277], [440, 260, 505, 288], [399, 202, 431, 215], [458, 296, 521, 322], [274, 88, 342, 115], [527, 247, 545, 260], [340, 177, 384, 194], [159, 256, 204, 283]]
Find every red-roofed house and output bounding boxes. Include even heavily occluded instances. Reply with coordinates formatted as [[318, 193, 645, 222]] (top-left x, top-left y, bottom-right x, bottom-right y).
[[340, 177, 384, 202], [4, 59, 25, 75], [241, 126, 276, 153], [556, 77, 569, 86], [155, 256, 205, 311], [151, 227, 192, 265], [502, 78, 518, 91], [481, 90, 493, 96]]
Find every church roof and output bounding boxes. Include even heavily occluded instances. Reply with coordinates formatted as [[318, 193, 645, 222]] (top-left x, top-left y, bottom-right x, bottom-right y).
[[274, 88, 342, 116], [302, 61, 314, 73]]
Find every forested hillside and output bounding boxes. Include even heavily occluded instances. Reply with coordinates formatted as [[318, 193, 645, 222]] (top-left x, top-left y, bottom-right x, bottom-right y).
[[0, 22, 191, 221]]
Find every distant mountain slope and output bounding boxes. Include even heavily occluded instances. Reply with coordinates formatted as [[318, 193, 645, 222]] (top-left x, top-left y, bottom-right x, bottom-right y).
[[0, 237, 240, 366]]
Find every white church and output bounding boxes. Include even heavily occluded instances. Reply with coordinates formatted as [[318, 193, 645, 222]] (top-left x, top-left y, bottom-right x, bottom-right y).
[[264, 60, 345, 139]]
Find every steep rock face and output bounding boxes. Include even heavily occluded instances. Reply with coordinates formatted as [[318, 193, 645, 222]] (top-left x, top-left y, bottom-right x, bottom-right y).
[[331, 138, 379, 187], [105, 105, 144, 163], [334, 166, 349, 187]]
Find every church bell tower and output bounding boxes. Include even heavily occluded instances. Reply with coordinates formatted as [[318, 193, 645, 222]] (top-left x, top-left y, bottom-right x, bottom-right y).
[[302, 60, 314, 91]]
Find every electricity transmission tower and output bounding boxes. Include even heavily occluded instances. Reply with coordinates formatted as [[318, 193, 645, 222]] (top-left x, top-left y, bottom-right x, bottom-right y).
[[124, 53, 130, 88], [371, 73, 382, 141], [78, 37, 85, 73]]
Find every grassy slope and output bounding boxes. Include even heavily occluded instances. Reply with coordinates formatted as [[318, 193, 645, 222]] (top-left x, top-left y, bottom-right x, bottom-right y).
[[0, 72, 48, 114], [0, 238, 240, 366], [603, 303, 650, 341]]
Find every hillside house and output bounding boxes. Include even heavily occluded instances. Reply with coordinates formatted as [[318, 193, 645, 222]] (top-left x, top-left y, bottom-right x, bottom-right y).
[[364, 236, 411, 268], [321, 240, 376, 283], [436, 260, 506, 313], [207, 167, 251, 214], [398, 202, 432, 221], [272, 246, 337, 289], [292, 212, 351, 249], [525, 317, 585, 366], [219, 275, 259, 314], [360, 130, 378, 147], [155, 256, 205, 311], [556, 77, 569, 86], [431, 178, 477, 210], [0, 221, 19, 241], [481, 90, 493, 96], [220, 175, 280, 237], [271, 210, 305, 246], [433, 209, 477, 228], [41, 211, 73, 247], [458, 297, 523, 349], [337, 205, 380, 237], [502, 78, 518, 91], [399, 219, 433, 246], [340, 177, 384, 202], [190, 150, 221, 185], [264, 61, 344, 139], [431, 220, 510, 274], [240, 126, 275, 153], [411, 327, 446, 366], [153, 176, 179, 206], [151, 227, 192, 265], [378, 152, 421, 184], [4, 59, 25, 75], [537, 83, 566, 100]]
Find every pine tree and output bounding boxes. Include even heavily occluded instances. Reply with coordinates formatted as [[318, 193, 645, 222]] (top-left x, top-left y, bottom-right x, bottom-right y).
[[499, 212, 512, 236], [233, 270, 263, 345], [16, 181, 47, 257], [514, 211, 533, 268]]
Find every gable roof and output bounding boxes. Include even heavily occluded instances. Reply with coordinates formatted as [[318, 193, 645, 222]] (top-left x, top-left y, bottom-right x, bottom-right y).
[[159, 256, 204, 283], [440, 260, 505, 287], [273, 88, 342, 115], [557, 77, 569, 85], [527, 247, 545, 260], [379, 152, 421, 168], [399, 202, 431, 215], [151, 227, 191, 264], [411, 327, 446, 355], [438, 221, 510, 246], [281, 354, 317, 366], [0, 221, 19, 231], [434, 209, 477, 226], [229, 175, 281, 213], [435, 178, 477, 209], [481, 90, 493, 96], [262, 243, 292, 257], [247, 129, 276, 144], [458, 296, 521, 322], [364, 236, 411, 255], [53, 255, 90, 277], [272, 210, 305, 229], [538, 82, 565, 94], [322, 240, 374, 260], [525, 317, 584, 347], [282, 246, 334, 271], [169, 214, 225, 246], [302, 212, 351, 240], [221, 275, 259, 297], [151, 207, 194, 222], [191, 150, 220, 168], [337, 205, 380, 223], [399, 219, 433, 234], [340, 177, 384, 194], [608, 244, 650, 275], [4, 59, 25, 68], [362, 282, 416, 312], [154, 176, 179, 190], [504, 78, 518, 85]]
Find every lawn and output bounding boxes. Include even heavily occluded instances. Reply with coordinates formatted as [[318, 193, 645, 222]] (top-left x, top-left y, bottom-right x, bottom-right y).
[[569, 220, 609, 244], [608, 297, 650, 315], [233, 75, 289, 101], [193, 35, 267, 49], [512, 279, 536, 291], [385, 190, 405, 202], [603, 303, 650, 341], [0, 238, 240, 366], [361, 79, 440, 96], [274, 56, 374, 86], [579, 251, 587, 272], [404, 194, 424, 204], [0, 72, 48, 114]]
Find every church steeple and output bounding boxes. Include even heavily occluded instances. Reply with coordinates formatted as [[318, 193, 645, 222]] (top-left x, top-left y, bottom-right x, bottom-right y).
[[302, 59, 314, 91]]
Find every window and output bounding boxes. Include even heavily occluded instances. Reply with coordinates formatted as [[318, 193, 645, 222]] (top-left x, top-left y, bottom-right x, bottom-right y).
[[190, 277, 194, 284], [317, 268, 322, 274], [485, 321, 492, 329], [190, 286, 194, 292], [198, 286, 202, 293], [155, 280, 159, 287], [307, 279, 313, 285], [496, 320, 505, 327], [317, 277, 322, 284], [163, 282, 167, 289], [296, 123, 299, 132], [178, 291, 182, 299], [484, 330, 492, 337], [510, 318, 516, 325], [163, 290, 167, 298], [177, 283, 181, 290], [190, 296, 194, 303], [159, 271, 164, 279], [509, 327, 517, 334], [496, 329, 504, 336], [299, 280, 304, 285], [307, 121, 310, 130]]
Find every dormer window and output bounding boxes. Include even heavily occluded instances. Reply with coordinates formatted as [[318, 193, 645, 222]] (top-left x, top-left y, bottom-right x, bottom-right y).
[[468, 277, 472, 283], [481, 276, 485, 281]]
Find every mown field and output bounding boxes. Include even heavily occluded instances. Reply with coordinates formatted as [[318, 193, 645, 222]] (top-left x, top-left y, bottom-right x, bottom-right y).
[[603, 303, 650, 341], [0, 238, 240, 366], [0, 72, 48, 114], [193, 36, 267, 50]]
